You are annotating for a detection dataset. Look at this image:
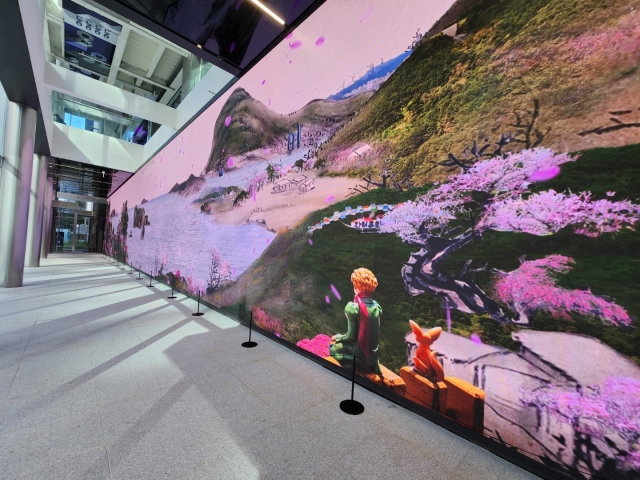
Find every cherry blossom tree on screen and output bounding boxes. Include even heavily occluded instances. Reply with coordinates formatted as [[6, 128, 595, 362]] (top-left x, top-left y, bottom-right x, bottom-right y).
[[493, 255, 631, 326], [380, 146, 640, 325], [207, 247, 231, 292], [521, 377, 640, 473]]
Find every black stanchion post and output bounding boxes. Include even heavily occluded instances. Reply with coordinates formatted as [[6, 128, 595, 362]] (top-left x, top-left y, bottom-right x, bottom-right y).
[[168, 276, 176, 299], [192, 289, 204, 316], [340, 354, 364, 415], [138, 265, 141, 280], [128, 263, 133, 274], [148, 270, 154, 288], [241, 310, 258, 348]]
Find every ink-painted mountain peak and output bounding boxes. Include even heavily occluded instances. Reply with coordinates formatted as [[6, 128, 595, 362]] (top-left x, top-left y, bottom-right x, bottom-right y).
[[169, 174, 205, 196], [205, 87, 371, 173]]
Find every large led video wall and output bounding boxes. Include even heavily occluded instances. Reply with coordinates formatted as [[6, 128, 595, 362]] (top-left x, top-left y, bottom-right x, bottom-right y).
[[106, 0, 640, 476]]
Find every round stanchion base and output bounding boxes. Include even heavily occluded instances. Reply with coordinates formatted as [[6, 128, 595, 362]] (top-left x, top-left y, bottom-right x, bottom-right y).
[[241, 341, 258, 348], [340, 400, 364, 415], [167, 296, 177, 299], [192, 312, 204, 317], [147, 285, 155, 288]]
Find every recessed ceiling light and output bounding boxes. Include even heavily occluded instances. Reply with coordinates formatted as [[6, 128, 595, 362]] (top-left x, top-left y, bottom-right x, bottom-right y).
[[249, 0, 285, 26], [197, 44, 202, 49]]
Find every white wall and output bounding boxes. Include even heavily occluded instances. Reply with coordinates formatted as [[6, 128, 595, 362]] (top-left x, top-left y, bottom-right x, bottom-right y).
[[51, 123, 144, 171], [44, 63, 178, 127]]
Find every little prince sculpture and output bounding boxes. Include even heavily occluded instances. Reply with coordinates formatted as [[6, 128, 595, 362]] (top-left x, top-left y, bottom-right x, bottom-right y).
[[331, 268, 382, 375]]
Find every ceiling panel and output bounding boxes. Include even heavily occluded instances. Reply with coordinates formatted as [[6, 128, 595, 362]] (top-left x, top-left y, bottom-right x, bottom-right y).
[[121, 29, 157, 72], [153, 47, 182, 81]]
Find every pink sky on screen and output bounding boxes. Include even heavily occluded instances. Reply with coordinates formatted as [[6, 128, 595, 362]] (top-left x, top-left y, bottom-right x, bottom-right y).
[[110, 0, 456, 206]]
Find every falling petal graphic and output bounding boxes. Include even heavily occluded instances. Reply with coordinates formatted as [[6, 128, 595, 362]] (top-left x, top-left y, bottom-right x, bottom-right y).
[[470, 334, 482, 345], [269, 99, 271, 105], [606, 191, 616, 197], [359, 5, 374, 23], [325, 195, 334, 203], [325, 295, 330, 304], [230, 42, 235, 53], [315, 36, 325, 47], [289, 60, 292, 64], [233, 267, 236, 275], [529, 166, 560, 182], [330, 284, 341, 301], [225, 116, 232, 127], [222, 148, 224, 152], [253, 247, 256, 253], [252, 189, 257, 202], [266, 238, 270, 244], [289, 41, 302, 50], [261, 79, 265, 85], [228, 157, 234, 167], [308, 238, 313, 245], [285, 32, 293, 39]]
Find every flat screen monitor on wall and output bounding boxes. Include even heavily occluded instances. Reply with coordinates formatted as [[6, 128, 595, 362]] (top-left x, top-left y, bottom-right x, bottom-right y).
[[106, 1, 640, 477]]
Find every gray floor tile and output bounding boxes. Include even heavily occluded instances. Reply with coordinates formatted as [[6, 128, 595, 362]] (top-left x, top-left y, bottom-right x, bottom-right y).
[[219, 420, 334, 480], [452, 444, 540, 480]]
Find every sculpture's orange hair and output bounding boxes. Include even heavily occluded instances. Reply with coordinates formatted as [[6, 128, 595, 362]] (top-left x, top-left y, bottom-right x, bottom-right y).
[[351, 268, 378, 294]]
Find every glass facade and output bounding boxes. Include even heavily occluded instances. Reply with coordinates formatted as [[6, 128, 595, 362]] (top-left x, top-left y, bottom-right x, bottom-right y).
[[51, 91, 160, 145]]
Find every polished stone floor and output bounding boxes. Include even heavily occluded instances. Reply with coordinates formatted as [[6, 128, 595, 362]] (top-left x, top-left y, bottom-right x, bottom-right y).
[[0, 253, 538, 479]]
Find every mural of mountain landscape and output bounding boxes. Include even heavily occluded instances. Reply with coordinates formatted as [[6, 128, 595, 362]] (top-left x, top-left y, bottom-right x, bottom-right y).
[[106, 1, 640, 477]]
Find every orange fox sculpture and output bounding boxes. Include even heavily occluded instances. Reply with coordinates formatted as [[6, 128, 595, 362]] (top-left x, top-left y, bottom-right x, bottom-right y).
[[409, 320, 445, 382]]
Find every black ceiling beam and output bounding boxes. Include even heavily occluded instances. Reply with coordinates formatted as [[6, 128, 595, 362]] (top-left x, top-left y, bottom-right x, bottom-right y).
[[89, 0, 242, 77], [0, 0, 50, 156]]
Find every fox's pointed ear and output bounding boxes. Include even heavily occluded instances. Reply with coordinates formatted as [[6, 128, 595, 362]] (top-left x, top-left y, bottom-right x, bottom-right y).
[[409, 320, 423, 339], [427, 327, 442, 342]]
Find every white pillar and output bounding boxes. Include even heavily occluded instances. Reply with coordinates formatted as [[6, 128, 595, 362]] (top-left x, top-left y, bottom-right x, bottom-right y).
[[0, 102, 37, 287], [25, 154, 47, 267], [40, 175, 54, 259]]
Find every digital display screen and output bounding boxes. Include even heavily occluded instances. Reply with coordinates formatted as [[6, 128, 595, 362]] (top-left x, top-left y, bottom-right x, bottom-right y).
[[106, 1, 640, 476]]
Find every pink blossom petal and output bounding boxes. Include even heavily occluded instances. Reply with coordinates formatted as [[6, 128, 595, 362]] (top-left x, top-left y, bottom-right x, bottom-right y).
[[289, 41, 302, 50], [325, 195, 334, 203], [330, 284, 341, 301], [359, 5, 374, 23], [606, 191, 615, 197], [470, 334, 482, 345], [251, 189, 257, 201], [228, 157, 234, 167], [225, 116, 232, 127], [325, 295, 330, 304], [285, 32, 293, 40], [266, 238, 270, 244], [308, 238, 313, 245], [261, 79, 266, 85], [529, 166, 561, 182], [315, 36, 325, 47]]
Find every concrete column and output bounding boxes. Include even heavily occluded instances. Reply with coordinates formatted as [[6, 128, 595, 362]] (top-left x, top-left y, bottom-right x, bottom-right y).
[[40, 176, 54, 259], [0, 102, 37, 287], [25, 154, 47, 267]]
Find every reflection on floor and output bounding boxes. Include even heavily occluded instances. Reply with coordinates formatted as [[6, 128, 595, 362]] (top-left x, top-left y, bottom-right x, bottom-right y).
[[0, 253, 539, 479]]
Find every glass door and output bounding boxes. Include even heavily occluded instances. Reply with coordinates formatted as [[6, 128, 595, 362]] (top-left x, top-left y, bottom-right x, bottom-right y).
[[74, 215, 93, 252], [51, 209, 95, 252], [52, 209, 74, 252]]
